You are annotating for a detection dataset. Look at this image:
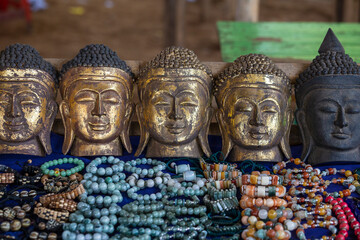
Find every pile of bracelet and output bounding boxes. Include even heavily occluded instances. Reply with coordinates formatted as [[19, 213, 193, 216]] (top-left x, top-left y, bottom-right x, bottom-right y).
[[240, 170, 293, 240], [200, 158, 241, 187], [63, 156, 126, 240]]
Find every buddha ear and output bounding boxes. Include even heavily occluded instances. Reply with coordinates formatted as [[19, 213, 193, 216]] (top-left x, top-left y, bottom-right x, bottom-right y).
[[59, 101, 74, 155], [279, 106, 293, 159], [120, 102, 134, 154], [134, 103, 149, 156], [198, 106, 213, 157], [296, 108, 312, 161], [216, 108, 233, 161], [38, 100, 58, 155]]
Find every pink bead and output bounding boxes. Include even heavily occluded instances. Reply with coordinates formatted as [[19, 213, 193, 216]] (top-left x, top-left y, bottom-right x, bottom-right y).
[[339, 223, 350, 231], [339, 230, 348, 238], [351, 221, 360, 229], [343, 207, 351, 214], [337, 198, 344, 204], [325, 196, 334, 203]]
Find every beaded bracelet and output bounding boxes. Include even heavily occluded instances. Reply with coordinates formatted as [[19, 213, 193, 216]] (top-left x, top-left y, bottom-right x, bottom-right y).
[[203, 195, 238, 214], [206, 178, 241, 189], [85, 156, 124, 176], [34, 206, 69, 223], [40, 157, 85, 177], [239, 195, 287, 209], [124, 158, 166, 177], [203, 170, 241, 181], [200, 158, 237, 172], [241, 172, 283, 186], [15, 163, 42, 185], [240, 185, 286, 198], [48, 198, 77, 212], [208, 183, 236, 201], [0, 173, 14, 184], [39, 183, 85, 204]]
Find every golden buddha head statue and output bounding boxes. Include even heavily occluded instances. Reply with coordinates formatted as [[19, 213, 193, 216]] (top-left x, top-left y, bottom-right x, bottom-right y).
[[295, 29, 360, 165], [59, 44, 134, 156], [214, 54, 292, 162], [135, 46, 213, 158], [0, 44, 58, 156]]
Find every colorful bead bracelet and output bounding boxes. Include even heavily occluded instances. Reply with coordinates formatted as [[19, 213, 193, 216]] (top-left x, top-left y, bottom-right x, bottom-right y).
[[40, 158, 85, 177]]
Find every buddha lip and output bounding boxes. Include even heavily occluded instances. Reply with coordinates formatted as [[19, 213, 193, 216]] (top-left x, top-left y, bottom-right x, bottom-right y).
[[166, 126, 185, 134], [88, 122, 109, 131], [332, 133, 350, 139], [249, 132, 266, 140]]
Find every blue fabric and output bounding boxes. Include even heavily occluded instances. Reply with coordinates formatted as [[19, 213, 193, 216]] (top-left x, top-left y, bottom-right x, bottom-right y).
[[1, 133, 360, 239]]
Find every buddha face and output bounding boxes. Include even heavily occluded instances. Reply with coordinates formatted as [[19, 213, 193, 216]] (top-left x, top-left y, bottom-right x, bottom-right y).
[[64, 80, 128, 143], [221, 87, 287, 149], [0, 81, 48, 142], [302, 88, 360, 150], [141, 80, 209, 144]]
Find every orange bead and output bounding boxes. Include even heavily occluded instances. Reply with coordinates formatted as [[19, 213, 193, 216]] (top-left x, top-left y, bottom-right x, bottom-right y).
[[267, 229, 276, 238], [255, 220, 265, 230], [294, 158, 301, 165], [246, 228, 256, 237], [345, 170, 352, 177], [319, 208, 326, 216], [268, 209, 277, 220], [278, 216, 286, 223]]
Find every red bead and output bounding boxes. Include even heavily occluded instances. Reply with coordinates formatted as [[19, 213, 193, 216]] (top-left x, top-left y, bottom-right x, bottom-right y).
[[351, 221, 360, 229], [331, 200, 339, 206], [339, 223, 350, 231], [340, 202, 348, 208], [347, 213, 355, 219], [338, 214, 347, 220], [355, 228, 360, 236], [349, 217, 357, 223], [358, 235, 360, 240], [337, 198, 344, 204], [343, 207, 351, 214], [336, 209, 345, 216], [335, 234, 345, 240], [334, 204, 342, 211], [325, 196, 334, 203], [339, 230, 348, 238]]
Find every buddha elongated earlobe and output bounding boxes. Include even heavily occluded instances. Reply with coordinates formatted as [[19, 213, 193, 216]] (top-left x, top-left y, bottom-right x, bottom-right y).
[[60, 101, 74, 155], [120, 103, 134, 154], [135, 104, 149, 156], [216, 109, 233, 160], [198, 106, 213, 157], [280, 106, 293, 159], [38, 100, 58, 155], [296, 109, 312, 161]]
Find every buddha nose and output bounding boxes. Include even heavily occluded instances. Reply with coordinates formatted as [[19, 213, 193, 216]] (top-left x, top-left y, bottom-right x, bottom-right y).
[[334, 108, 348, 128], [8, 98, 21, 118], [91, 95, 106, 117], [169, 102, 183, 120], [249, 105, 264, 126]]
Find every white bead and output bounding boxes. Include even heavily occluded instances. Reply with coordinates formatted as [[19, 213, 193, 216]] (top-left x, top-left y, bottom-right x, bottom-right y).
[[257, 186, 266, 197], [137, 179, 145, 188], [170, 162, 176, 168], [258, 209, 268, 220], [192, 184, 200, 190], [167, 179, 175, 187], [349, 185, 356, 191], [146, 179, 155, 188], [156, 171, 163, 177], [174, 182, 182, 189], [196, 179, 204, 188], [154, 177, 163, 185], [128, 179, 136, 187], [183, 171, 196, 181], [261, 176, 270, 186]]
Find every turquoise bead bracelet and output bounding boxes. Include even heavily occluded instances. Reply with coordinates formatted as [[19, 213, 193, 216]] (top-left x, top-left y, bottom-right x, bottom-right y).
[[40, 158, 85, 177]]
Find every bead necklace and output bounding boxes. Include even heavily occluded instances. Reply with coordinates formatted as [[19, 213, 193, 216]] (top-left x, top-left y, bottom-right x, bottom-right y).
[[124, 158, 166, 177], [40, 157, 85, 177]]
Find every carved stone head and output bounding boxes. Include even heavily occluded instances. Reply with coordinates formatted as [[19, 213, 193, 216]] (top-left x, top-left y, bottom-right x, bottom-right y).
[[59, 44, 134, 156], [214, 54, 292, 162], [0, 44, 58, 156], [135, 46, 213, 158], [295, 29, 360, 165]]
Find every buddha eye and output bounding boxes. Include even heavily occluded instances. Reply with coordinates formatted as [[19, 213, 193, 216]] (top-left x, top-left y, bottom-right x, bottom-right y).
[[180, 101, 197, 107], [318, 106, 337, 113], [103, 97, 120, 104], [20, 100, 38, 105], [262, 106, 278, 114], [235, 105, 252, 113], [154, 101, 170, 107], [76, 97, 95, 103], [346, 107, 360, 114]]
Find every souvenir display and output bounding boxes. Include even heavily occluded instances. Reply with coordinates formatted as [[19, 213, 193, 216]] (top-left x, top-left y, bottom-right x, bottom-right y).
[[214, 54, 292, 162], [295, 28, 360, 165], [135, 46, 213, 158], [59, 44, 134, 156], [0, 44, 58, 156]]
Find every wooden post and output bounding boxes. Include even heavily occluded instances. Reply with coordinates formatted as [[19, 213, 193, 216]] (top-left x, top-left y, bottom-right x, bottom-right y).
[[200, 0, 210, 22], [164, 0, 186, 47], [337, 0, 360, 22], [235, 0, 260, 22]]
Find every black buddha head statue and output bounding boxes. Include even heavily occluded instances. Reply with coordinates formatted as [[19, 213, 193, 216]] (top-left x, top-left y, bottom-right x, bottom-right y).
[[295, 28, 360, 165]]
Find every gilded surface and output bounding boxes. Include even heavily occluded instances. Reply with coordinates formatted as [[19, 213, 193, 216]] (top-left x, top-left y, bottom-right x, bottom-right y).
[[136, 70, 212, 158], [0, 69, 57, 156], [60, 67, 133, 156], [216, 74, 292, 162]]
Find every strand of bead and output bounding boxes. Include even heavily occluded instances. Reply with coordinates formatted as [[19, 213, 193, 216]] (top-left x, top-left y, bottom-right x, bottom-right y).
[[41, 157, 85, 177], [242, 171, 284, 186], [239, 195, 287, 209], [62, 156, 126, 240], [240, 185, 286, 198], [124, 158, 166, 177]]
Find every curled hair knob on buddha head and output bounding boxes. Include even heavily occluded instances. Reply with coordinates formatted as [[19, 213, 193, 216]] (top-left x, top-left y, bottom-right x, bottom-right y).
[[0, 43, 58, 156], [59, 44, 134, 156], [295, 28, 360, 165], [135, 46, 213, 158]]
